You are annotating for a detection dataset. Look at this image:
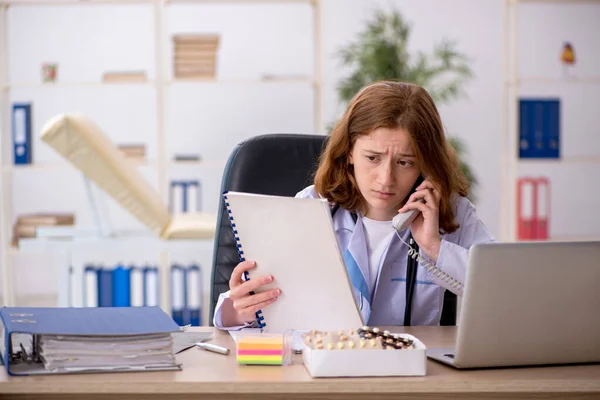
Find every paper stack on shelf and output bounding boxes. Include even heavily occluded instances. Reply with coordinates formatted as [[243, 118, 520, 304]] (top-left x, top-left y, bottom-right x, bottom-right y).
[[12, 213, 75, 247], [172, 34, 220, 79], [117, 144, 146, 162], [102, 71, 147, 83]]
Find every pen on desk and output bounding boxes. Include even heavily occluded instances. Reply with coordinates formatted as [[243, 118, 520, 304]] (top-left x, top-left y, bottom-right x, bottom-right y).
[[196, 342, 230, 355]]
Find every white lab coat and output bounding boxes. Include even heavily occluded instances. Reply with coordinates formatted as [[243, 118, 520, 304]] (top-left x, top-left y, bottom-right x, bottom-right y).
[[213, 185, 495, 329]]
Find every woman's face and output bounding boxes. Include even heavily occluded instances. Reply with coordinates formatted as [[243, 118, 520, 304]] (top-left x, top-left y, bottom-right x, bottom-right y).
[[349, 127, 421, 221]]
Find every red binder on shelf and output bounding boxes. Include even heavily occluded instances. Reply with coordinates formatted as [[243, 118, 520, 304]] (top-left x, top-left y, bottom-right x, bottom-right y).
[[517, 177, 551, 240], [535, 178, 550, 240]]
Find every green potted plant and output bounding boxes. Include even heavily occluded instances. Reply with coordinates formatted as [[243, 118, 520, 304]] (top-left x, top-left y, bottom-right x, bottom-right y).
[[333, 7, 478, 201]]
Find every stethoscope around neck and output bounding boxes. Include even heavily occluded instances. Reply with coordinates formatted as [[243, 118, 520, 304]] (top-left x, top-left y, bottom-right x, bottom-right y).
[[330, 204, 419, 326]]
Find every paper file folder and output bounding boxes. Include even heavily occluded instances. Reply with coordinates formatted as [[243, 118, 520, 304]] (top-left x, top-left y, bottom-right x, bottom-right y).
[[0, 306, 181, 376]]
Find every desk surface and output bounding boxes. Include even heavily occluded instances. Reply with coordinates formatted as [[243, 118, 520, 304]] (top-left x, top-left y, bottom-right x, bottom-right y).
[[1, 326, 599, 400]]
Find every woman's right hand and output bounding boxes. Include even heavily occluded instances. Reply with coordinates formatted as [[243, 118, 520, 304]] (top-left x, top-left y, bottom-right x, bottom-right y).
[[229, 260, 281, 325]]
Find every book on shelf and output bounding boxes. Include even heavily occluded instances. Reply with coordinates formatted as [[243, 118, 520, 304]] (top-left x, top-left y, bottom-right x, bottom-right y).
[[17, 213, 75, 226], [102, 71, 147, 83], [172, 33, 220, 45], [174, 69, 216, 78], [173, 153, 201, 162], [12, 213, 75, 247], [174, 45, 219, 54], [174, 52, 217, 61], [117, 144, 146, 160]]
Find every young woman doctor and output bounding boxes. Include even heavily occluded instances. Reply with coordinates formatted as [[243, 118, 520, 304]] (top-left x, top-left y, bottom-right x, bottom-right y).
[[213, 81, 495, 329]]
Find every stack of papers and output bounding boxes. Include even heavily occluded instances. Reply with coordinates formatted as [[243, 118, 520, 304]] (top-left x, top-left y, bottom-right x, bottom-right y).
[[38, 333, 177, 373]]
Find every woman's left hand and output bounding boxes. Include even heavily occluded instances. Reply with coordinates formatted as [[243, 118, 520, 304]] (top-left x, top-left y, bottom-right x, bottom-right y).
[[398, 179, 442, 262]]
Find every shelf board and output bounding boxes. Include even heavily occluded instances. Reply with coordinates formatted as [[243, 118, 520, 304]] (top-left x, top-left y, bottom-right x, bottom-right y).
[[1, 0, 315, 4], [6, 80, 155, 89], [1, 0, 153, 4], [506, 77, 600, 86], [549, 235, 600, 242], [4, 78, 314, 89], [3, 160, 156, 171], [2, 159, 227, 172], [518, 156, 600, 165], [165, 0, 313, 4], [167, 77, 315, 85], [168, 159, 226, 167], [512, 0, 600, 3]]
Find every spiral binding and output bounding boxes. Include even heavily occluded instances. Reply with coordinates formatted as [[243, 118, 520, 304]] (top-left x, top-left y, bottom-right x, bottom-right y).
[[394, 231, 464, 296], [223, 192, 266, 328]]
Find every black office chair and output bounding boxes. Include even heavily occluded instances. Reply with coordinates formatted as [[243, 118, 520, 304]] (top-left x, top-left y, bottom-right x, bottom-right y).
[[208, 133, 456, 326]]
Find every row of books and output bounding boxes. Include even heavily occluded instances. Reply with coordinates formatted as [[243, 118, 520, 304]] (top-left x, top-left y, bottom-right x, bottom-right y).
[[12, 213, 75, 247], [80, 264, 202, 326], [117, 144, 146, 161]]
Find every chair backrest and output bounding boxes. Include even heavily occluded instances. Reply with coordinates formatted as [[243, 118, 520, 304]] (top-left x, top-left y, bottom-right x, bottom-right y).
[[209, 133, 328, 324]]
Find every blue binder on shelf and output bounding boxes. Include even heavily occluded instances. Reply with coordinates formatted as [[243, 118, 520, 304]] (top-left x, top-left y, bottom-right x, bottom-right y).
[[12, 103, 32, 165], [519, 98, 560, 159], [171, 264, 186, 326], [97, 266, 113, 307], [112, 265, 131, 307], [169, 180, 201, 213], [0, 307, 181, 376], [185, 264, 202, 326]]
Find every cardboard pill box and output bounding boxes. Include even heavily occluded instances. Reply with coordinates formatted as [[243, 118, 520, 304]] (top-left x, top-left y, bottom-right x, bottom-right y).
[[302, 333, 427, 377]]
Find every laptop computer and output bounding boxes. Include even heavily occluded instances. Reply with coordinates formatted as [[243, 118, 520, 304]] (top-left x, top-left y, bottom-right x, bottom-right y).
[[427, 241, 600, 369]]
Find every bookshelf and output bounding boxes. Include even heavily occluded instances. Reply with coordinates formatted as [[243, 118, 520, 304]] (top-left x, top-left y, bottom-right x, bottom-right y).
[[501, 0, 600, 242], [0, 0, 323, 322]]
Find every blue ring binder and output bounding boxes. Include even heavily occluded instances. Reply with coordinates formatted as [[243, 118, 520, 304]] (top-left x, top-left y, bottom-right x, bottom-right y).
[[223, 191, 266, 328]]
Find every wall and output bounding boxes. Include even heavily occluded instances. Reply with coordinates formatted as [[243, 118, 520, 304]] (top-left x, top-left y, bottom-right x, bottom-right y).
[[321, 0, 504, 239], [2, 0, 600, 312], [321, 0, 600, 240], [3, 2, 316, 316], [514, 2, 600, 239]]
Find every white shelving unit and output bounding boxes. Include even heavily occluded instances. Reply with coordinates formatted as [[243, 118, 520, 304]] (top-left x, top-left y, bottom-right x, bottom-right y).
[[0, 4, 12, 309], [501, 0, 600, 242], [0, 0, 323, 320]]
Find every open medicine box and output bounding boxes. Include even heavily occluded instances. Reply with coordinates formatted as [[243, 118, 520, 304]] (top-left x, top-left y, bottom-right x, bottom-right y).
[[301, 328, 427, 377]]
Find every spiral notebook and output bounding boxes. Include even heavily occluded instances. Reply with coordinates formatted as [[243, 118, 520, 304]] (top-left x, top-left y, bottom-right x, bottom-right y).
[[222, 191, 364, 332]]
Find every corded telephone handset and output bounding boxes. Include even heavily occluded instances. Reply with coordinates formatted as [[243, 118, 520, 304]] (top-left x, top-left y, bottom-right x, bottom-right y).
[[391, 175, 465, 296], [392, 174, 425, 232]]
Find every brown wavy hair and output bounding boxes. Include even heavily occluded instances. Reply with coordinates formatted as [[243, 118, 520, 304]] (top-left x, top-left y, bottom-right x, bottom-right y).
[[314, 81, 469, 233]]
